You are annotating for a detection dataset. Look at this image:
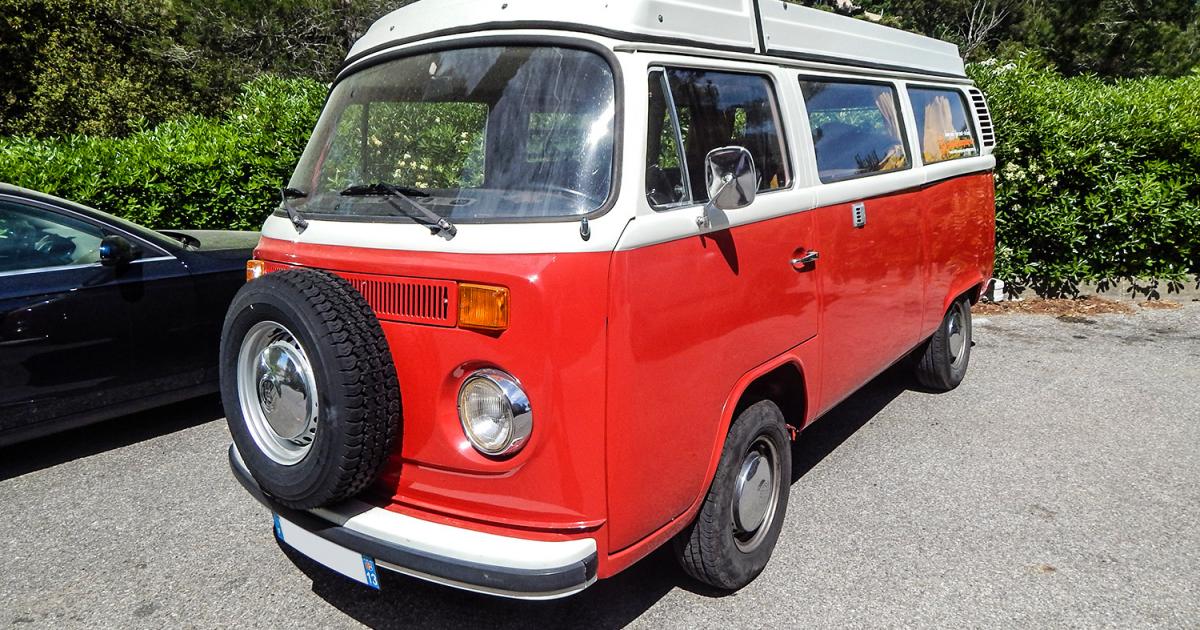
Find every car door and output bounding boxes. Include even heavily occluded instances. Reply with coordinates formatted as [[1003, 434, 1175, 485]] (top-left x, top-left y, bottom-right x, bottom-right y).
[[0, 198, 201, 440], [605, 66, 819, 551], [797, 78, 927, 415]]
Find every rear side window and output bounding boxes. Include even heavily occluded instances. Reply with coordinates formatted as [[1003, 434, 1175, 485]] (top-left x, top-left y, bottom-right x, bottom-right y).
[[646, 68, 791, 209], [799, 80, 909, 183], [908, 87, 979, 164]]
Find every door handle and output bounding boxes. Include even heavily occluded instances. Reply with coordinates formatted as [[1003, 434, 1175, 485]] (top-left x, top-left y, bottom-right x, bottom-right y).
[[791, 251, 820, 270]]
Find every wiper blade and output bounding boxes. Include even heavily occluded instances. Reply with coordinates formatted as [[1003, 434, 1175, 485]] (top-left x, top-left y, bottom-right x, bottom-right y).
[[339, 182, 456, 240], [279, 187, 309, 234], [339, 183, 431, 198]]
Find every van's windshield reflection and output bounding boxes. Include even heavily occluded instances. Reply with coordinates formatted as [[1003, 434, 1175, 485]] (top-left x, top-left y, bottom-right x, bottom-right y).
[[288, 46, 617, 223]]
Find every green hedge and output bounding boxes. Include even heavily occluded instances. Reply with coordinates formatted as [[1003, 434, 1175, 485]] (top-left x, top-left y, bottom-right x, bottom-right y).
[[1, 63, 1198, 296], [0, 75, 326, 231], [972, 57, 1200, 297]]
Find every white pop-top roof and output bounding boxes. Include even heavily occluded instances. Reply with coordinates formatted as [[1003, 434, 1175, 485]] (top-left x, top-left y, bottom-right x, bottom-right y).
[[350, 0, 966, 79]]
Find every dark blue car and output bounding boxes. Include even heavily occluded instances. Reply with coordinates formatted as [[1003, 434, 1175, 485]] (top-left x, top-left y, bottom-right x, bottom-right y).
[[0, 184, 259, 446]]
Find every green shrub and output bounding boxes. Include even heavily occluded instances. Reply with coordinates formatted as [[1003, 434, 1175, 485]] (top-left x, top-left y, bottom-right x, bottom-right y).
[[0, 75, 326, 230], [972, 56, 1200, 297]]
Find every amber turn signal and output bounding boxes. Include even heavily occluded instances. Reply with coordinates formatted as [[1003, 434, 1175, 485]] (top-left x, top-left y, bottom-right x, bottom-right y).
[[246, 259, 266, 282], [458, 283, 510, 331]]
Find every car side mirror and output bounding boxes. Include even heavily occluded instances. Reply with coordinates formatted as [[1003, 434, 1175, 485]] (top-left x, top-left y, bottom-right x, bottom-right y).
[[99, 235, 139, 267], [704, 146, 758, 211]]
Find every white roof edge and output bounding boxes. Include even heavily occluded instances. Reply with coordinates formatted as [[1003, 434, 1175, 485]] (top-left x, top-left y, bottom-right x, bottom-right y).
[[759, 2, 965, 77], [348, 0, 965, 79]]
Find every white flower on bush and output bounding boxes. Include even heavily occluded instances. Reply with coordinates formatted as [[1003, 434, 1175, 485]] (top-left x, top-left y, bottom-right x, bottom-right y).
[[1003, 162, 1027, 182]]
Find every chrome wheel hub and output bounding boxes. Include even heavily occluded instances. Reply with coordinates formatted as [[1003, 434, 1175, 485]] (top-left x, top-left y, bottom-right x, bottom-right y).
[[732, 435, 781, 552], [947, 304, 967, 365], [237, 321, 318, 465]]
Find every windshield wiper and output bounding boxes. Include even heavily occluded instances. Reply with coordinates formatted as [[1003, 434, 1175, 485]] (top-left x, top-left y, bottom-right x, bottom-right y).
[[340, 182, 457, 240], [280, 187, 310, 234], [340, 183, 431, 198]]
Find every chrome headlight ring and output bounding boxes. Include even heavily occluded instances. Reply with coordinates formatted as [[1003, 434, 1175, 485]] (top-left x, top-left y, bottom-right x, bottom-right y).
[[457, 369, 533, 457]]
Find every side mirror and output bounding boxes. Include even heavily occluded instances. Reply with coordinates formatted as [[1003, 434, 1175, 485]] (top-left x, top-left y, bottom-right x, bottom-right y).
[[705, 146, 758, 211], [99, 235, 139, 267]]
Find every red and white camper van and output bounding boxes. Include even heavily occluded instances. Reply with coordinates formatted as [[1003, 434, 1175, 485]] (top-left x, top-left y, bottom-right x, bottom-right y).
[[222, 0, 996, 599]]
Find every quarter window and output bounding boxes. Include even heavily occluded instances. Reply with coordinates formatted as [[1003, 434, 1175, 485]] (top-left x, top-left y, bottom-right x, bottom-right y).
[[908, 87, 979, 164], [799, 80, 910, 183], [647, 69, 791, 209], [0, 201, 105, 273]]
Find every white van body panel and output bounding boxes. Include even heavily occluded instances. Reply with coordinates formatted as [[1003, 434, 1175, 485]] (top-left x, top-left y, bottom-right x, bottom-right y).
[[351, 0, 966, 79], [758, 1, 965, 77], [351, 0, 762, 58]]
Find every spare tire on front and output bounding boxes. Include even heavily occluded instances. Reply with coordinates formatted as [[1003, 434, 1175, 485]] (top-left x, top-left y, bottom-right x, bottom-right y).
[[220, 269, 401, 510]]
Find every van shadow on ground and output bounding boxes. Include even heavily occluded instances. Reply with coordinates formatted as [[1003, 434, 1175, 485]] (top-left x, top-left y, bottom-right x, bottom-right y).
[[0, 394, 224, 481], [290, 366, 913, 630]]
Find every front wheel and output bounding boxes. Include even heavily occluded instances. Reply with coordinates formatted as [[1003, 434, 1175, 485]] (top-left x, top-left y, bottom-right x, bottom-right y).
[[674, 400, 791, 591], [914, 297, 973, 392]]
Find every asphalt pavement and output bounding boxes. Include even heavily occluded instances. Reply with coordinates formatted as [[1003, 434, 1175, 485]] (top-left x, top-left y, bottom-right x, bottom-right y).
[[2, 303, 1198, 629]]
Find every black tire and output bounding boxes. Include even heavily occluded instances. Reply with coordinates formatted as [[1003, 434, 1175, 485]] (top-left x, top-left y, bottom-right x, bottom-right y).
[[675, 400, 791, 591], [220, 269, 400, 510], [914, 296, 973, 392]]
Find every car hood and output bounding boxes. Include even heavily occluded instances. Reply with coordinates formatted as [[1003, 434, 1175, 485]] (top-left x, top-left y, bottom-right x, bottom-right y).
[[159, 230, 261, 252]]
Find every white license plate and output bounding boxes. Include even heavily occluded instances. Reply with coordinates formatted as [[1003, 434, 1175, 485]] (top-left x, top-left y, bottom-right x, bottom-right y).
[[274, 514, 380, 590]]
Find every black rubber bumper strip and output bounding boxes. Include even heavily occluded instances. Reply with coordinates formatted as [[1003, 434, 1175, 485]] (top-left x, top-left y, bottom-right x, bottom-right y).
[[227, 445, 598, 596]]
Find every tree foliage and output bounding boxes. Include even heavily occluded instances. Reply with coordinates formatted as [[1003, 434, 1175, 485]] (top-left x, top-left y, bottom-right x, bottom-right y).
[[0, 0, 404, 137], [797, 0, 1200, 76]]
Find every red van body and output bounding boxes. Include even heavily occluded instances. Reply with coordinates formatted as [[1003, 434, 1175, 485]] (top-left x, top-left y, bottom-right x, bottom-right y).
[[224, 0, 996, 600]]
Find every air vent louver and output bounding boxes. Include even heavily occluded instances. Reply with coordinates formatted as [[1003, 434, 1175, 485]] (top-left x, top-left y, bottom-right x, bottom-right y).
[[968, 88, 996, 149], [264, 263, 457, 327]]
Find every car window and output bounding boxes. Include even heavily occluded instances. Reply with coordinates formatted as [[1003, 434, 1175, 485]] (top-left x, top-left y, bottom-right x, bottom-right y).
[[799, 79, 910, 183], [0, 201, 105, 274], [647, 68, 790, 210], [907, 87, 980, 164]]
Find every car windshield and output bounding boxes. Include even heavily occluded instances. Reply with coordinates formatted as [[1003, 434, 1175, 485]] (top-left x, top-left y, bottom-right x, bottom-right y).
[[287, 46, 617, 223]]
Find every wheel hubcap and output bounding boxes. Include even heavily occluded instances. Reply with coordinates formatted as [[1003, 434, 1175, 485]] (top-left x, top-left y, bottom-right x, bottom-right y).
[[732, 435, 781, 552], [947, 304, 967, 364], [237, 321, 318, 465]]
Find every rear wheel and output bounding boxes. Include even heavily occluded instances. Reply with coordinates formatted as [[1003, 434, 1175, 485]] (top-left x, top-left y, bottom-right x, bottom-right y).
[[220, 269, 400, 510], [914, 297, 973, 392], [675, 400, 791, 591]]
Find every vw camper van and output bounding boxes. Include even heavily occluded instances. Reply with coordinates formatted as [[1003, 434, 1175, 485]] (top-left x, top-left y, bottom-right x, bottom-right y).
[[222, 0, 996, 599]]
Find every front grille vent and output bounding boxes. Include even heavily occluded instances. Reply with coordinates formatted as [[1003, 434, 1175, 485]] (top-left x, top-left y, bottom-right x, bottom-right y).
[[346, 274, 456, 326], [263, 263, 457, 327]]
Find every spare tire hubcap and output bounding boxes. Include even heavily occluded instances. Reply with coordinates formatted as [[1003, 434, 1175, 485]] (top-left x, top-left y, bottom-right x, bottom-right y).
[[238, 321, 318, 465]]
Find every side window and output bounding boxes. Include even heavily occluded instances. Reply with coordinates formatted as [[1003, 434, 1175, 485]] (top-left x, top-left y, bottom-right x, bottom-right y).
[[907, 87, 979, 164], [647, 68, 791, 210], [0, 201, 105, 274], [799, 80, 910, 183]]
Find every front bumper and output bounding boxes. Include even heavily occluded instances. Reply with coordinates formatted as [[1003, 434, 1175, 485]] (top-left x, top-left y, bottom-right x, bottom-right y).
[[228, 445, 598, 600]]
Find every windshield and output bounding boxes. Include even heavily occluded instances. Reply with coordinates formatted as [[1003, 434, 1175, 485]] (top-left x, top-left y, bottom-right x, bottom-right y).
[[288, 46, 617, 222]]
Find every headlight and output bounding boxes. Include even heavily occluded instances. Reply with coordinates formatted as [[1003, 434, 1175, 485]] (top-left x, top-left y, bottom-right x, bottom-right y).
[[457, 369, 532, 457]]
